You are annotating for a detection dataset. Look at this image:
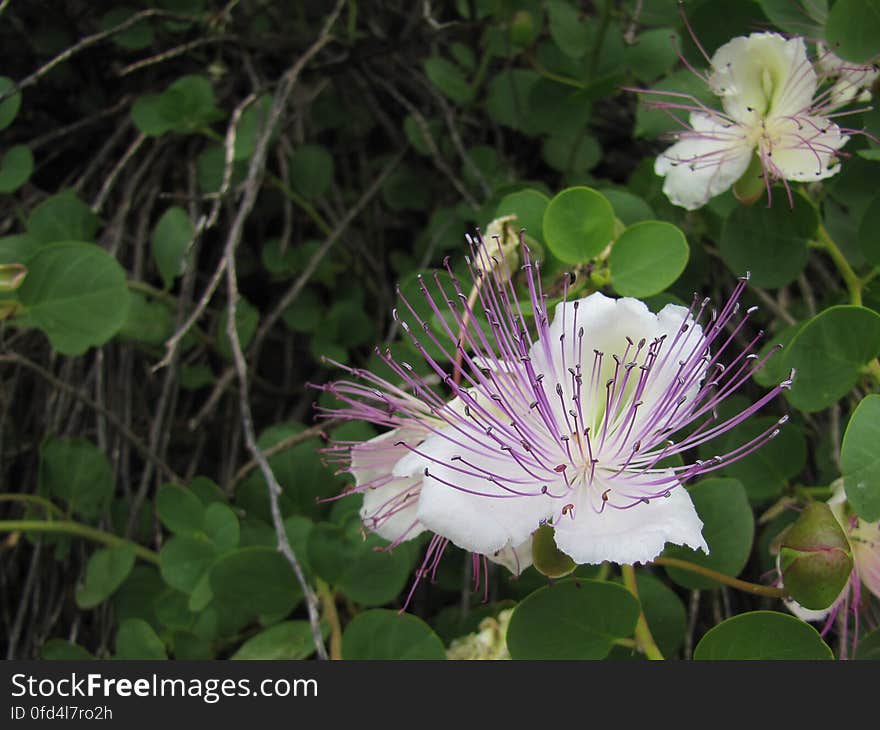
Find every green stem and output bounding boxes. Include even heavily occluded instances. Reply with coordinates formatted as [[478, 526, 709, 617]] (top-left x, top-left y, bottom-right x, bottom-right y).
[[621, 565, 664, 660], [0, 493, 65, 518], [0, 520, 159, 565], [816, 224, 862, 306], [267, 174, 332, 236], [587, 0, 612, 79], [316, 578, 342, 660], [652, 557, 787, 598], [525, 51, 586, 89]]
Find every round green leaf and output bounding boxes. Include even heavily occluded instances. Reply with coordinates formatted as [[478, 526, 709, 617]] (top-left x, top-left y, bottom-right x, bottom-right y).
[[232, 621, 325, 660], [663, 478, 754, 590], [39, 437, 113, 521], [26, 191, 100, 244], [694, 611, 833, 659], [75, 545, 136, 609], [859, 193, 880, 266], [719, 415, 807, 503], [841, 394, 880, 521], [636, 572, 687, 657], [857, 628, 880, 659], [625, 28, 680, 82], [0, 145, 34, 193], [159, 535, 217, 594], [496, 189, 549, 243], [151, 206, 194, 289], [290, 145, 333, 199], [209, 547, 303, 622], [781, 306, 880, 412], [216, 297, 259, 360], [599, 188, 655, 226], [0, 76, 22, 131], [486, 69, 542, 134], [118, 292, 174, 345], [337, 537, 416, 606], [825, 0, 880, 63], [424, 57, 474, 104], [547, 0, 589, 58], [156, 483, 205, 535], [40, 639, 94, 660], [100, 6, 155, 50], [759, 0, 826, 36], [203, 503, 240, 552], [17, 242, 129, 354], [610, 221, 689, 297], [115, 618, 167, 659], [507, 579, 640, 659], [342, 609, 446, 659], [542, 187, 615, 264], [719, 197, 816, 288], [233, 94, 272, 161]]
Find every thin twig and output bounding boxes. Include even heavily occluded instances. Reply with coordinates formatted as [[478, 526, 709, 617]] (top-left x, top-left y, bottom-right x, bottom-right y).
[[117, 35, 236, 77]]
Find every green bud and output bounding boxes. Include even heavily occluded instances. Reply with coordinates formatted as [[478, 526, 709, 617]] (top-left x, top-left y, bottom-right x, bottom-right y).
[[509, 10, 537, 48], [732, 154, 766, 206], [532, 524, 576, 579], [0, 263, 26, 292], [778, 501, 853, 610]]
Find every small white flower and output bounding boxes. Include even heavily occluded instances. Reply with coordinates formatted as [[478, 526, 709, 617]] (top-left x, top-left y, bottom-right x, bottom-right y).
[[816, 42, 879, 107], [644, 33, 852, 210]]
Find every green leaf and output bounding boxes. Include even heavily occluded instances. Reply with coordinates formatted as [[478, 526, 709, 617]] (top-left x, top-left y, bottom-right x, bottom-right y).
[[781, 306, 880, 412], [841, 394, 880, 521], [719, 195, 816, 288], [115, 618, 167, 659], [151, 207, 194, 289], [196, 144, 246, 193], [132, 75, 221, 136], [27, 191, 100, 244], [40, 639, 95, 660], [859, 193, 880, 266], [231, 621, 324, 660], [100, 6, 155, 50], [289, 145, 334, 199], [599, 188, 655, 226], [759, 0, 826, 35], [117, 292, 174, 345], [16, 242, 129, 354], [610, 221, 689, 297], [216, 297, 259, 360], [546, 0, 589, 58], [663, 478, 754, 590], [337, 536, 417, 606], [636, 572, 687, 658], [342, 609, 446, 659], [496, 189, 549, 243], [694, 611, 833, 659], [0, 76, 22, 131], [0, 145, 34, 193], [857, 628, 880, 659], [506, 579, 640, 659], [625, 28, 680, 82], [486, 70, 542, 134], [825, 0, 880, 63], [209, 547, 303, 625], [159, 535, 217, 594], [233, 94, 273, 161], [113, 565, 164, 625], [541, 133, 600, 174], [156, 483, 205, 535], [39, 437, 114, 521], [76, 545, 136, 609], [542, 187, 615, 264], [203, 502, 240, 552], [424, 57, 474, 104], [0, 234, 41, 265]]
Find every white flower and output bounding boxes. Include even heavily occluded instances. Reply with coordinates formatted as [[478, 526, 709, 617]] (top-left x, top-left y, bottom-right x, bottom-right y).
[[647, 33, 851, 210], [320, 235, 791, 594]]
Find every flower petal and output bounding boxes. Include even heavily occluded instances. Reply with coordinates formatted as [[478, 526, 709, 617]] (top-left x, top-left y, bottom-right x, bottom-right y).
[[655, 113, 753, 210], [403, 428, 558, 556], [488, 539, 533, 575], [765, 116, 848, 181], [552, 478, 708, 565], [710, 33, 816, 121]]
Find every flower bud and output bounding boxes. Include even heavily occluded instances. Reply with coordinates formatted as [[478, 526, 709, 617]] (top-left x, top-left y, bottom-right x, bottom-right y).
[[0, 263, 26, 293], [532, 524, 576, 579], [778, 501, 853, 610], [509, 10, 537, 48]]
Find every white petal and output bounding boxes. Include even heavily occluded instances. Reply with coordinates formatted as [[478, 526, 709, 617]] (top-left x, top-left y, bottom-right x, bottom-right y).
[[410, 429, 559, 556], [766, 116, 848, 181], [487, 539, 533, 575], [352, 426, 428, 543], [784, 597, 833, 624], [710, 33, 816, 121], [654, 113, 753, 210], [552, 480, 708, 565]]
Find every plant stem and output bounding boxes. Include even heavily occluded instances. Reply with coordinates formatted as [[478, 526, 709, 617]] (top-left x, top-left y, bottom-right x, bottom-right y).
[[621, 565, 664, 660], [816, 224, 862, 306], [0, 493, 65, 518], [316, 578, 343, 660], [652, 557, 787, 598], [267, 174, 332, 236], [0, 520, 160, 564]]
